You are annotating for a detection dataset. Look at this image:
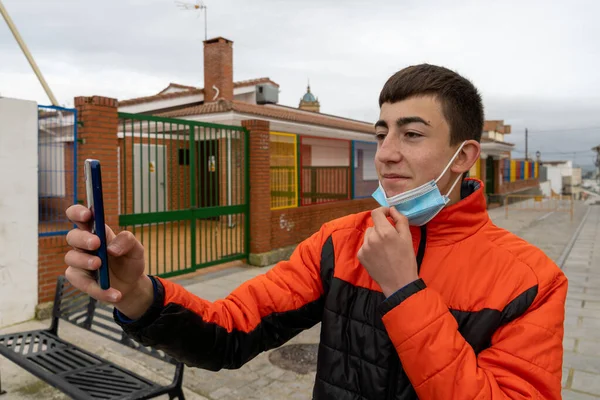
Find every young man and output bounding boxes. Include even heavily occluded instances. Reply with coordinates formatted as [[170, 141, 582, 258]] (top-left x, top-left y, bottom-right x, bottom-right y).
[[64, 64, 567, 399]]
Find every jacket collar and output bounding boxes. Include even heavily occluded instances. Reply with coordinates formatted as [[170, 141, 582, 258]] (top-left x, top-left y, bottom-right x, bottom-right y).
[[409, 178, 489, 246]]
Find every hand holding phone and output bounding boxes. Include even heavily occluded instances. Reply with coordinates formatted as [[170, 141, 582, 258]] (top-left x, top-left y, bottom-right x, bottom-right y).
[[85, 159, 111, 290]]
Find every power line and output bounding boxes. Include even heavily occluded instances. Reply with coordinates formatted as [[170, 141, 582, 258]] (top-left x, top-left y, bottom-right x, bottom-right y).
[[524, 126, 600, 134]]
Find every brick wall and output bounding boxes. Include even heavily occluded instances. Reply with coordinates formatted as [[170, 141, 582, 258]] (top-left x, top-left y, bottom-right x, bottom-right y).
[[38, 237, 70, 303], [270, 198, 378, 250]]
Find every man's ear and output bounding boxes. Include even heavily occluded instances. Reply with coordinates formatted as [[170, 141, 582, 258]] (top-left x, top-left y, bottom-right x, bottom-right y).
[[451, 140, 481, 174]]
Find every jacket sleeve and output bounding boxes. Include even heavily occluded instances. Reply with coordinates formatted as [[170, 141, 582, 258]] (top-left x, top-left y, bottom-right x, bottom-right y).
[[379, 269, 567, 399], [113, 227, 327, 371]]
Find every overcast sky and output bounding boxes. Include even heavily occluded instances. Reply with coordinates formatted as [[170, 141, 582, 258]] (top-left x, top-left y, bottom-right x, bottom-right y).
[[2, 0, 600, 168]]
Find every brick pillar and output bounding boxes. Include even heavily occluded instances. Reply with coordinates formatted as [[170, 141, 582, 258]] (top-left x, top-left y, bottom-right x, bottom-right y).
[[242, 120, 271, 266], [74, 96, 120, 230], [37, 96, 120, 309]]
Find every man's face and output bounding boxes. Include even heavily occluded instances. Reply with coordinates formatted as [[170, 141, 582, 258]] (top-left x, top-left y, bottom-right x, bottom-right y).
[[374, 95, 460, 197]]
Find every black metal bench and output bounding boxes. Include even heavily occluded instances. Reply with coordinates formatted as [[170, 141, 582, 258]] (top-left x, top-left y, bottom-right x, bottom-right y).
[[0, 275, 185, 399]]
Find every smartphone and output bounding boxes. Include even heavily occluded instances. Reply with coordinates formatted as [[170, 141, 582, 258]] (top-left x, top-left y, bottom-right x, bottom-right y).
[[84, 159, 110, 290]]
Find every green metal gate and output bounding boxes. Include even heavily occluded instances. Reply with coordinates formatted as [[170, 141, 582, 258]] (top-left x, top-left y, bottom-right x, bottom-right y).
[[117, 113, 249, 278]]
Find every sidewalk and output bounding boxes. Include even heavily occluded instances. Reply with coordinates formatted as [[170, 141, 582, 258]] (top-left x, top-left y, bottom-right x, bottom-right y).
[[561, 205, 600, 399], [0, 202, 598, 399]]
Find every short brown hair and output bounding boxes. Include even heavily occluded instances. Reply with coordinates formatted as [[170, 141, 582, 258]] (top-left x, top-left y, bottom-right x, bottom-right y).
[[379, 64, 484, 145]]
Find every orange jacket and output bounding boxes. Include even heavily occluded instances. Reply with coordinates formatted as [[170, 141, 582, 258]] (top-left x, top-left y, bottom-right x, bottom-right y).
[[117, 179, 567, 399]]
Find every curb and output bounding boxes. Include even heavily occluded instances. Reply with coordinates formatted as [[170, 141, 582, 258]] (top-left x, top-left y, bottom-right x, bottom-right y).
[[557, 206, 591, 269]]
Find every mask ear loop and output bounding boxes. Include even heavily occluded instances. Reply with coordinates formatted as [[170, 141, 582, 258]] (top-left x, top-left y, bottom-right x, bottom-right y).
[[445, 172, 463, 198], [435, 141, 467, 198], [435, 141, 466, 185]]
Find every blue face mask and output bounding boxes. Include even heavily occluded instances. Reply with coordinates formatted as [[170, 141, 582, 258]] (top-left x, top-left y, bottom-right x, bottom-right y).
[[372, 142, 466, 226]]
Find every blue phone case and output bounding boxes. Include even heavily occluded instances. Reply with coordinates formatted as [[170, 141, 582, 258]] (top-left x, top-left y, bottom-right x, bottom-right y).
[[87, 160, 110, 290]]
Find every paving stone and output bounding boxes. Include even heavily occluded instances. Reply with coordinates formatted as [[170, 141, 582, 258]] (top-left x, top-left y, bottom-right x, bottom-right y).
[[565, 337, 577, 352], [582, 317, 600, 329], [564, 351, 600, 374], [568, 298, 585, 308], [584, 301, 600, 310], [567, 307, 600, 319], [571, 370, 600, 396], [210, 387, 234, 399], [578, 340, 600, 357], [562, 389, 600, 400]]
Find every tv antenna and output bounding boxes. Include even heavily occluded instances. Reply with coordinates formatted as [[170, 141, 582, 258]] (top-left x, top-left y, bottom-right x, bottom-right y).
[[176, 0, 208, 41]]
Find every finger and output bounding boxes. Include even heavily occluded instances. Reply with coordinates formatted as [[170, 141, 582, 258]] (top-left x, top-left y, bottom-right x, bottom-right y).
[[389, 207, 409, 232], [65, 266, 122, 303], [66, 229, 101, 252], [104, 224, 117, 244], [371, 207, 394, 234], [363, 226, 372, 241], [371, 207, 388, 226], [66, 205, 93, 231], [65, 250, 101, 271], [107, 230, 142, 258]]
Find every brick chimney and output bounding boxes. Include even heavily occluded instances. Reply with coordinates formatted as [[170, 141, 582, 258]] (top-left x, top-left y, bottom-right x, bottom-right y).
[[203, 37, 234, 102]]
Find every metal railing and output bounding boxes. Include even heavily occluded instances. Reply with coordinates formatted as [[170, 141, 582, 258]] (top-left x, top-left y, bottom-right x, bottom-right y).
[[38, 105, 78, 237], [301, 166, 350, 205], [504, 194, 574, 221]]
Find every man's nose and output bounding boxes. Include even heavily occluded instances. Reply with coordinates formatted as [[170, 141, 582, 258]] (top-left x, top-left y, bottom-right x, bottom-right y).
[[376, 136, 402, 164]]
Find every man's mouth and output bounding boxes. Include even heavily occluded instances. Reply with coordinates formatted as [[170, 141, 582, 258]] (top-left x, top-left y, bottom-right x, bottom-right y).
[[382, 174, 410, 180]]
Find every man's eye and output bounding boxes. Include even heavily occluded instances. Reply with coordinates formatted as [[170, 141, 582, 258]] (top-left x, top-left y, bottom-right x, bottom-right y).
[[406, 131, 422, 138], [375, 133, 386, 141]]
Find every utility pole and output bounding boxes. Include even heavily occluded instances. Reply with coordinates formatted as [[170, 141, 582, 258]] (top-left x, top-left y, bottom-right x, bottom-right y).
[[0, 0, 59, 106], [525, 128, 529, 161], [594, 145, 600, 183]]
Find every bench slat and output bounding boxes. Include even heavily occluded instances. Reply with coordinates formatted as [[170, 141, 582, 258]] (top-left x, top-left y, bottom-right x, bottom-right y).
[[58, 296, 89, 317]]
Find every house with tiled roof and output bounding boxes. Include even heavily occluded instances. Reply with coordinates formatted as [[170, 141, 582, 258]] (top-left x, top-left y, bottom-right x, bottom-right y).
[[118, 37, 374, 142]]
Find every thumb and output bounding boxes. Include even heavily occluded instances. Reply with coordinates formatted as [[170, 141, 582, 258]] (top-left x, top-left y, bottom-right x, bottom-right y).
[[107, 230, 143, 259], [389, 206, 409, 233]]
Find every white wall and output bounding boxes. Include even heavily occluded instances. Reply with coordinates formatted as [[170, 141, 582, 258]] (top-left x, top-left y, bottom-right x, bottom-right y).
[[545, 166, 566, 194], [543, 162, 575, 195], [311, 145, 349, 166], [540, 180, 552, 197], [0, 98, 38, 327]]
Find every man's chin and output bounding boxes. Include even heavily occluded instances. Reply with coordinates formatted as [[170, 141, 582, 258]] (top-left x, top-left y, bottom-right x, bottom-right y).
[[382, 182, 416, 197]]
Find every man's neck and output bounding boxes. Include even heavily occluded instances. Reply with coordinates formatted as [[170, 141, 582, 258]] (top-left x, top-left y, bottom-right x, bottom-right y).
[[445, 177, 465, 207]]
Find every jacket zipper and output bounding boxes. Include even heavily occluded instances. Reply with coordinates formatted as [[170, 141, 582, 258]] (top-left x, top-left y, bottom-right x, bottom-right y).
[[387, 225, 427, 399]]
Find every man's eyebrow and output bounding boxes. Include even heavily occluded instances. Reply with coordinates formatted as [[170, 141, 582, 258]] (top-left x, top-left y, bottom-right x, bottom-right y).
[[396, 116, 431, 127], [374, 120, 387, 129], [374, 117, 431, 130]]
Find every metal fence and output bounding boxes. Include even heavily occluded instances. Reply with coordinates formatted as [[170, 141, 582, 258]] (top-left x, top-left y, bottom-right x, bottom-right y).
[[38, 105, 78, 237], [268, 134, 378, 207], [270, 132, 298, 210], [118, 113, 249, 278], [504, 194, 574, 221], [301, 166, 350, 205]]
